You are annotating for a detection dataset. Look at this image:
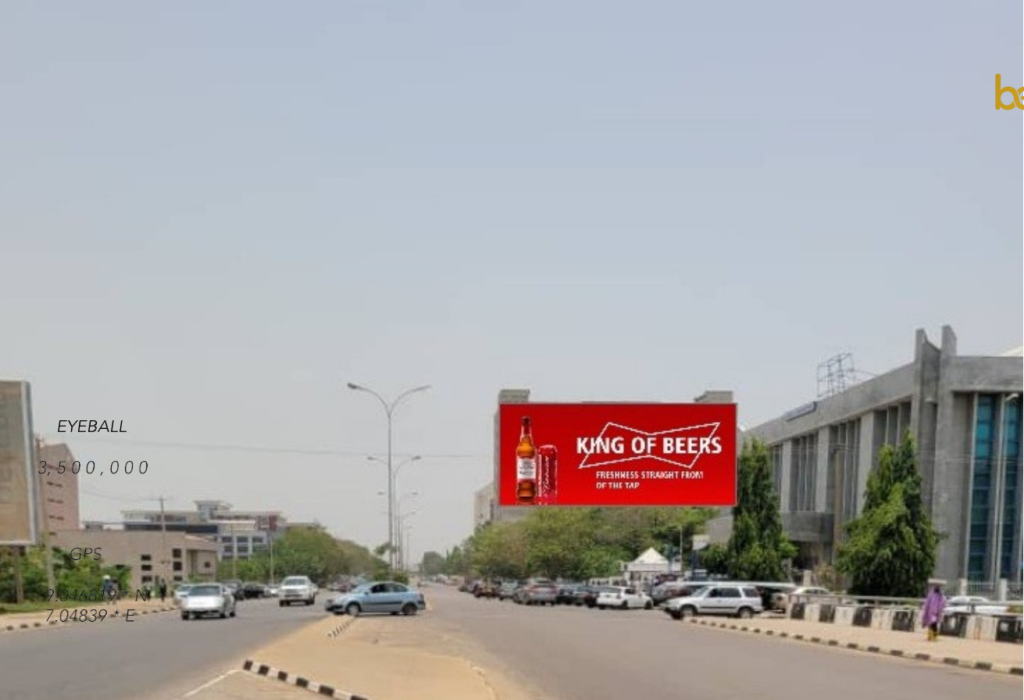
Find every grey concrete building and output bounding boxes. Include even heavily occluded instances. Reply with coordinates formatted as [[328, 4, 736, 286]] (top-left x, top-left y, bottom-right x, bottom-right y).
[[707, 326, 1022, 585]]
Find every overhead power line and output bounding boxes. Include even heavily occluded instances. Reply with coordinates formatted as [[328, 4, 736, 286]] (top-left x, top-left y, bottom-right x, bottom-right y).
[[59, 437, 488, 460]]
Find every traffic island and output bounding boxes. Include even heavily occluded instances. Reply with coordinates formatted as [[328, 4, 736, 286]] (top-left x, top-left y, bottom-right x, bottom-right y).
[[239, 613, 535, 700], [685, 616, 1024, 677]]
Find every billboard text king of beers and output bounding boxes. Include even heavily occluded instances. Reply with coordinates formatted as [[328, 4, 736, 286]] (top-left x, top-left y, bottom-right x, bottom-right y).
[[516, 416, 537, 504]]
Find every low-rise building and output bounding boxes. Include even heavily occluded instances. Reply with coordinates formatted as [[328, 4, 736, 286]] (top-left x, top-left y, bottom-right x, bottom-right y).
[[122, 500, 284, 562], [52, 529, 219, 589]]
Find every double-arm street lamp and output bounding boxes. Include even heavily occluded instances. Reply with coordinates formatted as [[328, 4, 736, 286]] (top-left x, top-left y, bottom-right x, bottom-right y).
[[347, 382, 430, 569], [377, 490, 419, 569]]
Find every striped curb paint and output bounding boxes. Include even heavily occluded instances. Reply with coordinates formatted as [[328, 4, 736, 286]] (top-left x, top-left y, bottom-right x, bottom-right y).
[[242, 659, 372, 699], [327, 616, 359, 639], [685, 618, 1023, 677]]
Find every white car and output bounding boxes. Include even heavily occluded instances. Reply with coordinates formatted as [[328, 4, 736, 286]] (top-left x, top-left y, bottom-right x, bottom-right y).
[[181, 583, 236, 620], [664, 584, 764, 619], [279, 575, 317, 606], [945, 596, 1010, 616], [595, 585, 654, 610]]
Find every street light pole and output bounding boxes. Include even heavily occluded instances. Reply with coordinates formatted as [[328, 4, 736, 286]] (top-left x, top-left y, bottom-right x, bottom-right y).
[[348, 383, 430, 570]]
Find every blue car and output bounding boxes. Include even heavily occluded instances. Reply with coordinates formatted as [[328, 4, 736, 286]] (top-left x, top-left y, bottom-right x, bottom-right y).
[[324, 581, 426, 616]]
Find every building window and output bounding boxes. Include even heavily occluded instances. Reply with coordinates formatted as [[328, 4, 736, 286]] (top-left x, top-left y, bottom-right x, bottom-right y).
[[173, 561, 183, 572], [141, 554, 151, 561], [173, 575, 183, 582], [828, 420, 861, 523], [1000, 397, 1021, 579], [204, 561, 211, 569], [790, 433, 818, 512], [172, 549, 182, 559], [141, 575, 152, 584], [969, 395, 997, 580], [141, 564, 152, 572]]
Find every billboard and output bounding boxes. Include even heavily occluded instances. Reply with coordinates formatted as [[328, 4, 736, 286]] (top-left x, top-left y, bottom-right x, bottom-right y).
[[498, 402, 737, 507], [0, 381, 38, 545]]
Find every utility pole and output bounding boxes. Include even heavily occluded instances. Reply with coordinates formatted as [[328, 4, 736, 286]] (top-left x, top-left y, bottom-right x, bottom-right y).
[[156, 496, 169, 587]]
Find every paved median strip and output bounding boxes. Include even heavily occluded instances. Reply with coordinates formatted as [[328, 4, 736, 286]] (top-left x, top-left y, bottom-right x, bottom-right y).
[[686, 618, 1024, 677], [242, 659, 372, 699]]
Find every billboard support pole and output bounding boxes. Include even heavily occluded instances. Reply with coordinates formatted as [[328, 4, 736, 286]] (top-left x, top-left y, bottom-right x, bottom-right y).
[[34, 437, 55, 593], [13, 546, 24, 604]]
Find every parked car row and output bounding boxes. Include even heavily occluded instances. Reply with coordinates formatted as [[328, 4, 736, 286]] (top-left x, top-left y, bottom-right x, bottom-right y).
[[462, 579, 656, 610]]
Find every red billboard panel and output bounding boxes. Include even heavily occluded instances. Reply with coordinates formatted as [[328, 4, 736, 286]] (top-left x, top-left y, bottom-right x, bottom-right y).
[[498, 403, 737, 507]]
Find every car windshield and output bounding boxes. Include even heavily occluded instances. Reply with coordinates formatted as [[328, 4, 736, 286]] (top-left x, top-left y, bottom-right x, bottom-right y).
[[190, 586, 222, 597], [351, 584, 373, 594], [282, 577, 308, 586]]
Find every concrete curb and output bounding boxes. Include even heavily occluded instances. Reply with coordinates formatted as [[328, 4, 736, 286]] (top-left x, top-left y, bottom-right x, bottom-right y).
[[0, 605, 179, 633], [686, 618, 1024, 677], [242, 659, 371, 699]]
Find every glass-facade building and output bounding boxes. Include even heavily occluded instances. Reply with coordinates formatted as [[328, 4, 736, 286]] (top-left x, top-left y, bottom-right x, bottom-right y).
[[709, 326, 1022, 585]]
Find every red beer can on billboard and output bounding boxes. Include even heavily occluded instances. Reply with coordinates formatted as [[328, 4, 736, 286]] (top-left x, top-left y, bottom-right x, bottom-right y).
[[537, 445, 558, 505]]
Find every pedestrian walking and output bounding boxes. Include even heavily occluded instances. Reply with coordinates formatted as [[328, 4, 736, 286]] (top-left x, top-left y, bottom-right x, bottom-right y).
[[159, 580, 167, 602], [921, 579, 946, 641]]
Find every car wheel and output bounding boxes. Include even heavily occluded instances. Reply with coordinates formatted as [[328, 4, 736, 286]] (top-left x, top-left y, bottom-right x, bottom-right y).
[[738, 607, 753, 619], [598, 605, 606, 610], [181, 613, 188, 621], [230, 610, 236, 618], [345, 603, 361, 617], [621, 601, 628, 610], [402, 603, 418, 616], [645, 601, 654, 610], [670, 611, 682, 620], [681, 606, 696, 619], [279, 601, 284, 607]]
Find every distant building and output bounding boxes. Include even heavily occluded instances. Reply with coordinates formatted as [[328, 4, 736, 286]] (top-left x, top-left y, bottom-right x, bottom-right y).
[[707, 326, 1023, 585], [473, 483, 494, 530], [122, 500, 285, 562], [52, 529, 219, 589], [37, 443, 81, 535]]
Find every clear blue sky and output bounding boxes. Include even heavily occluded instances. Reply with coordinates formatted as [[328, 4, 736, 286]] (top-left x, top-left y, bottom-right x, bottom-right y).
[[2, 1, 1021, 560]]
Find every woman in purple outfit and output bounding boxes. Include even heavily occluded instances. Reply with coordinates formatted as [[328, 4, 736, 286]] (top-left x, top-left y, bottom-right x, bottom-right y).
[[921, 581, 945, 641]]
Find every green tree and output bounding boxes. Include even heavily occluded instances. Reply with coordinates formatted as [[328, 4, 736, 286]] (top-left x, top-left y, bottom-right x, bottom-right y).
[[700, 543, 729, 574], [472, 522, 530, 579], [836, 432, 938, 596], [420, 551, 445, 576], [726, 439, 796, 581]]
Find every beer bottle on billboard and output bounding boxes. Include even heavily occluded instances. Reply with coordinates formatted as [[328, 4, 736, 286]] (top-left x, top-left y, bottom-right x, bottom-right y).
[[516, 416, 537, 504]]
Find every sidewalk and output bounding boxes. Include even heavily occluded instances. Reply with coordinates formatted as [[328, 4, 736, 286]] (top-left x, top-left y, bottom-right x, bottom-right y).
[[685, 615, 1023, 675], [223, 613, 540, 700], [0, 596, 178, 633]]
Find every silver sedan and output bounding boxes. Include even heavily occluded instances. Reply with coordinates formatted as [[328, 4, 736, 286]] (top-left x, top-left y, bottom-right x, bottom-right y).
[[180, 583, 237, 620]]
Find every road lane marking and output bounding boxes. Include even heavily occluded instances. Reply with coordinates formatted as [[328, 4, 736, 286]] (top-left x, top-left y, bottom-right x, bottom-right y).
[[180, 669, 241, 698]]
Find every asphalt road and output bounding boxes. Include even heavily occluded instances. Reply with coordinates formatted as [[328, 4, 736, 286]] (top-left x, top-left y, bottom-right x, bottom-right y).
[[0, 598, 323, 700], [427, 586, 1022, 700]]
